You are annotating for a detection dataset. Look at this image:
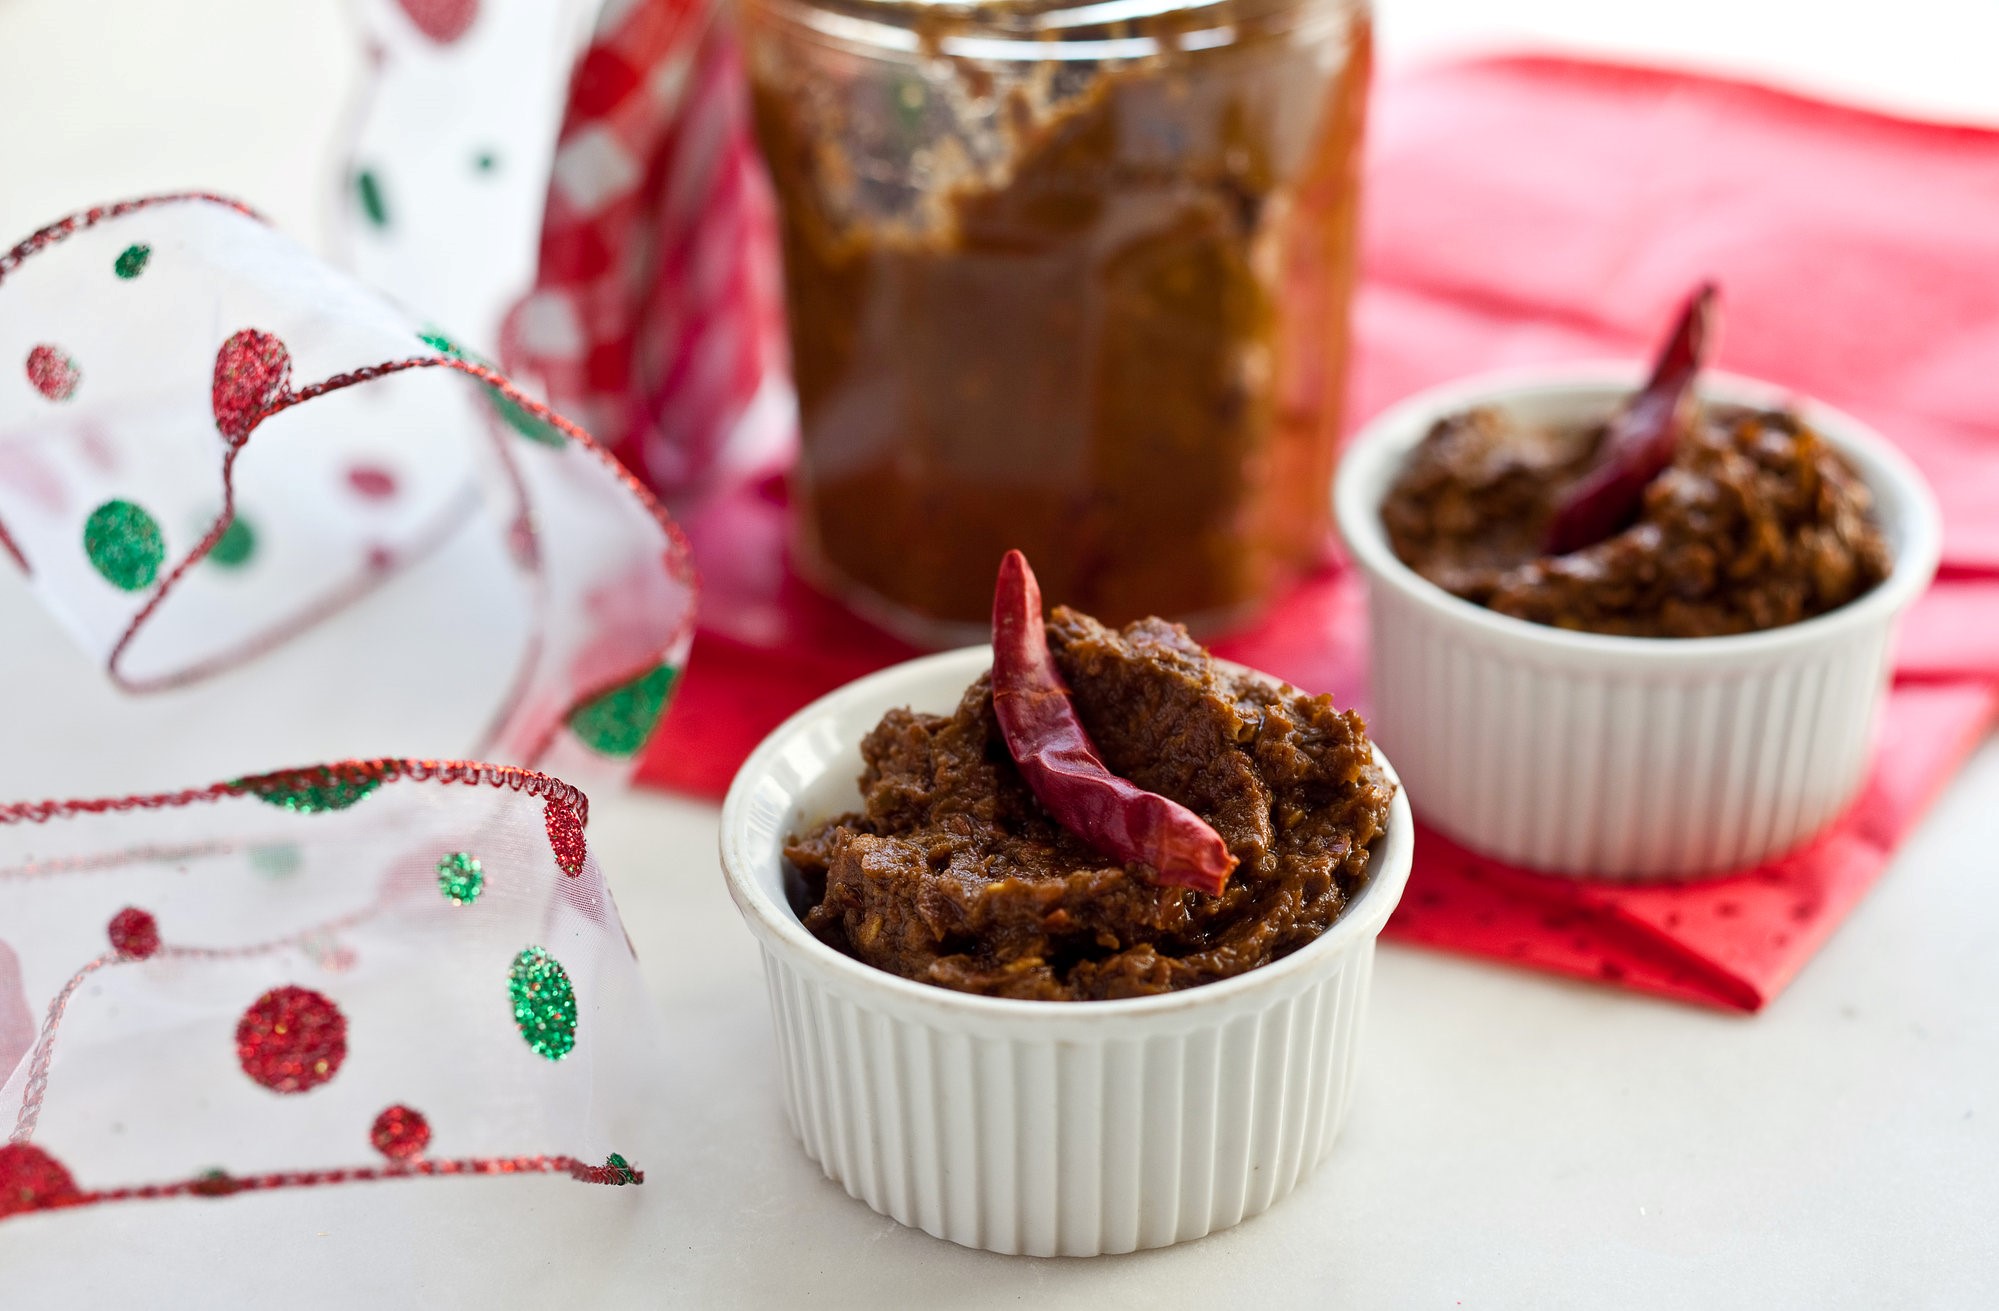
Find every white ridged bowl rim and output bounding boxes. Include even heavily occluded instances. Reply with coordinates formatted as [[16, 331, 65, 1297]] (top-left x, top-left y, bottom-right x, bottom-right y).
[[720, 645, 1414, 1028], [1333, 364, 1944, 667]]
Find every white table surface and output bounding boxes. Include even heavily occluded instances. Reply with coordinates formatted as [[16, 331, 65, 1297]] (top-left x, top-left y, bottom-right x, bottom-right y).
[[3, 2, 1996, 1306]]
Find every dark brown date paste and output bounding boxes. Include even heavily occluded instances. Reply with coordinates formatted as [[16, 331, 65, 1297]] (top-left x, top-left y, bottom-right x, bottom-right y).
[[1380, 402, 1892, 637], [785, 608, 1394, 1000]]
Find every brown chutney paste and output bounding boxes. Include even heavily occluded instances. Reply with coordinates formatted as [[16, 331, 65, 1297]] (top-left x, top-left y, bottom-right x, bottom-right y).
[[785, 607, 1395, 1000], [746, 0, 1372, 633], [1380, 401, 1893, 638]]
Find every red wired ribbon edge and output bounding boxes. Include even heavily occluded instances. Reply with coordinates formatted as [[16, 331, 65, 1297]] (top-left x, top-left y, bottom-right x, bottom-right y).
[[1, 1151, 643, 1223]]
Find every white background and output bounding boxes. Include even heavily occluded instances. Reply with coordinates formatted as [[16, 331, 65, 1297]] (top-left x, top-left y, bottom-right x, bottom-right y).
[[2, 1, 1996, 1306]]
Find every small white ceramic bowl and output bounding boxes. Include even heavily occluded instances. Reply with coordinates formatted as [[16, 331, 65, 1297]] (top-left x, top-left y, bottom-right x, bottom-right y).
[[1335, 366, 1941, 880], [720, 646, 1413, 1256]]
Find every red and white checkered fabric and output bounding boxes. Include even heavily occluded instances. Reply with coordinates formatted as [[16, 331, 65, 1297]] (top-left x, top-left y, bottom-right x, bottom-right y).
[[500, 0, 790, 506]]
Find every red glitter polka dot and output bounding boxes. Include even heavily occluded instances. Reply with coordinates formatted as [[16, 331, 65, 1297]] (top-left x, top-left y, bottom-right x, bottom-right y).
[[0, 1143, 80, 1218], [236, 985, 347, 1094], [25, 345, 80, 401], [346, 465, 399, 500], [395, 0, 478, 42], [507, 514, 538, 568], [107, 906, 160, 960], [370, 1104, 431, 1161], [545, 798, 586, 877], [211, 328, 292, 445]]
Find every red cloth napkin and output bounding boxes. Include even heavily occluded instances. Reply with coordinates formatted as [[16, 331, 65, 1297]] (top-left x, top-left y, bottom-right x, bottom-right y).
[[641, 55, 1999, 1010]]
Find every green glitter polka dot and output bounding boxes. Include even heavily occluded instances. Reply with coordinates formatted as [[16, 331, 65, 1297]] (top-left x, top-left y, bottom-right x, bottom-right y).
[[568, 665, 677, 759], [475, 150, 499, 173], [436, 852, 484, 905], [82, 499, 165, 591], [113, 244, 151, 279], [509, 947, 577, 1061], [241, 766, 392, 814], [487, 390, 567, 446], [418, 329, 567, 447], [356, 169, 389, 227], [207, 515, 256, 568]]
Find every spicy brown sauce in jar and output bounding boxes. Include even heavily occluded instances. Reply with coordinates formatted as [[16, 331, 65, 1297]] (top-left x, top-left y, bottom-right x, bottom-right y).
[[744, 0, 1372, 640]]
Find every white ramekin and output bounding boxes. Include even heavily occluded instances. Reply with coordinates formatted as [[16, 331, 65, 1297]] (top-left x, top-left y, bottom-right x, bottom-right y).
[[720, 647, 1413, 1256], [1335, 366, 1941, 880]]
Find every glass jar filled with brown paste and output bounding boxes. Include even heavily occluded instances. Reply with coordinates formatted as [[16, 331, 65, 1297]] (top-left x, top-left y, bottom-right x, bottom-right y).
[[742, 0, 1373, 641]]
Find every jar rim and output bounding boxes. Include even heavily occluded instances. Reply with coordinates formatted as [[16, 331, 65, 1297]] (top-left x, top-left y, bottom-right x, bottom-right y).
[[744, 0, 1359, 54]]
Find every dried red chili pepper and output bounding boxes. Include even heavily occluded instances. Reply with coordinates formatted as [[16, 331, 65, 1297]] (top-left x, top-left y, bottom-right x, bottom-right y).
[[1543, 282, 1719, 554], [990, 550, 1239, 897]]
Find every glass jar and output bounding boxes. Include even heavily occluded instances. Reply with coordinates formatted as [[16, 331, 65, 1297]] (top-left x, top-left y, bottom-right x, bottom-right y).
[[743, 0, 1372, 641]]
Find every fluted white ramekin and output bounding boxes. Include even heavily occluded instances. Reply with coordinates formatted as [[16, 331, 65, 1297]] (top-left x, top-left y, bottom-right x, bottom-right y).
[[1336, 366, 1941, 880], [720, 647, 1413, 1256]]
